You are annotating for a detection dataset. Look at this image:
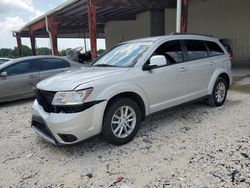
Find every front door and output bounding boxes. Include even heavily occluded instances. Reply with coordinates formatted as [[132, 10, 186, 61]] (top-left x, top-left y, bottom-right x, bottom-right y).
[[0, 60, 40, 101], [138, 40, 188, 113]]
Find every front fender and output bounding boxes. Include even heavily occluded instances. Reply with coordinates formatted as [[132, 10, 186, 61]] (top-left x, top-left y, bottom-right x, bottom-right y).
[[96, 83, 150, 115]]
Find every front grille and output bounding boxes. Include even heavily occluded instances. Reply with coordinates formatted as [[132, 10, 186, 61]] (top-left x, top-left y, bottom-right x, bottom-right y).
[[39, 90, 55, 104], [34, 89, 56, 113]]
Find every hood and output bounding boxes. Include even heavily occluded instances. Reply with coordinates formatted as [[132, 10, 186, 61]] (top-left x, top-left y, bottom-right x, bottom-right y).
[[37, 67, 129, 91]]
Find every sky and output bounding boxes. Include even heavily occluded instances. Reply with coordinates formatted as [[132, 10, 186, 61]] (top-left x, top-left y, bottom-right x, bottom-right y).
[[0, 0, 106, 51]]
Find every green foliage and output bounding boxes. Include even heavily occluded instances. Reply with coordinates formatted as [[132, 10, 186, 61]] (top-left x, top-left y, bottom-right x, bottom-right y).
[[0, 48, 12, 58], [97, 49, 106, 55], [0, 46, 55, 58], [0, 45, 32, 58], [0, 46, 106, 58], [21, 45, 32, 57], [59, 48, 72, 56], [37, 47, 51, 55]]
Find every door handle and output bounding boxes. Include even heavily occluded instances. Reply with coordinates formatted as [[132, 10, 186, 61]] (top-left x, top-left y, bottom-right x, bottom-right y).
[[180, 67, 187, 72], [209, 61, 215, 65]]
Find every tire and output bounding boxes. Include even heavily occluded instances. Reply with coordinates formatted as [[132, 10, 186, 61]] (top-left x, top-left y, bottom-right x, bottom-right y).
[[102, 98, 141, 145], [208, 77, 228, 107]]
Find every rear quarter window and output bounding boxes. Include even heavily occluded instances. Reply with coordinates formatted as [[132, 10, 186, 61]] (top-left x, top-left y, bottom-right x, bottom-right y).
[[206, 41, 225, 56], [40, 58, 70, 71]]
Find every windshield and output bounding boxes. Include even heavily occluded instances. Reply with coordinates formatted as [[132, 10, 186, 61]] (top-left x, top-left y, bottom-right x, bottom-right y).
[[91, 42, 151, 68]]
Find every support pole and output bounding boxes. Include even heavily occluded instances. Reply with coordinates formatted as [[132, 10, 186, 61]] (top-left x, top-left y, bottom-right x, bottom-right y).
[[181, 0, 189, 33], [16, 33, 22, 57], [50, 21, 59, 56], [29, 29, 36, 56], [87, 0, 97, 60], [83, 33, 87, 53], [176, 0, 182, 33]]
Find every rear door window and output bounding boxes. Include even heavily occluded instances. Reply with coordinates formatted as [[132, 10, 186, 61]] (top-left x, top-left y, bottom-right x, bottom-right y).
[[183, 40, 209, 61], [40, 58, 70, 71], [206, 41, 225, 56]]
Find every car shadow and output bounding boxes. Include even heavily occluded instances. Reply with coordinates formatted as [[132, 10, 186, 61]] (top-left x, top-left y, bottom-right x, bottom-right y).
[[40, 101, 208, 154], [35, 96, 241, 157]]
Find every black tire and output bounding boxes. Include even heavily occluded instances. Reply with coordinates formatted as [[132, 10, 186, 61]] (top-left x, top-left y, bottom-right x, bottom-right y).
[[102, 98, 141, 145], [208, 77, 228, 107]]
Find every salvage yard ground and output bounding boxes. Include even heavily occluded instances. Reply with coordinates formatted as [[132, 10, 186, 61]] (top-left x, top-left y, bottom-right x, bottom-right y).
[[0, 67, 249, 188]]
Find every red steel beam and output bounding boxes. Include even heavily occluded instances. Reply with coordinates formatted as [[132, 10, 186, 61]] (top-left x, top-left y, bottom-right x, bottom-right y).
[[181, 0, 189, 33], [48, 17, 59, 56], [91, 0, 176, 8], [29, 29, 36, 56], [30, 19, 46, 32], [16, 33, 22, 57], [88, 0, 97, 60]]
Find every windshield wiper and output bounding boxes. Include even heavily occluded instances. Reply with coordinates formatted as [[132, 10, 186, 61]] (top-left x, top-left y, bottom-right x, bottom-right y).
[[94, 64, 118, 67]]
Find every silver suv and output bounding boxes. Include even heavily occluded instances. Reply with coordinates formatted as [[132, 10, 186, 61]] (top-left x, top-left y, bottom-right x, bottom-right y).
[[31, 34, 232, 146]]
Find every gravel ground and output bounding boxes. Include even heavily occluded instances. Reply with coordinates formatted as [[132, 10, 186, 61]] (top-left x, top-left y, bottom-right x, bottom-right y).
[[0, 75, 249, 188]]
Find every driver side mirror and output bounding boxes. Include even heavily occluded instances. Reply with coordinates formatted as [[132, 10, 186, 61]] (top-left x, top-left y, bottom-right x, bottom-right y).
[[0, 71, 7, 77], [144, 55, 167, 70]]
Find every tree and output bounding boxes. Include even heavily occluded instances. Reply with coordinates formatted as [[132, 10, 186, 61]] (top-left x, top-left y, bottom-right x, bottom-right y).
[[0, 48, 12, 58], [37, 47, 51, 55], [11, 45, 32, 57], [59, 48, 72, 56], [97, 49, 106, 55]]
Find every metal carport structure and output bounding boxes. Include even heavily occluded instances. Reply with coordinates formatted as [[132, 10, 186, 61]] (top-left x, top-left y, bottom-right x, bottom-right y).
[[13, 0, 189, 60]]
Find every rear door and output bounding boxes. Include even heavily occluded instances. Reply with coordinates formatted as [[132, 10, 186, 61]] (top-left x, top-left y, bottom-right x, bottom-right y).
[[39, 58, 71, 81], [181, 39, 214, 98], [0, 60, 40, 100]]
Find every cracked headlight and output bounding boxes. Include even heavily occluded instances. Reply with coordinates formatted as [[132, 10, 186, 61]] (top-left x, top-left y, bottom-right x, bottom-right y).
[[52, 88, 93, 106]]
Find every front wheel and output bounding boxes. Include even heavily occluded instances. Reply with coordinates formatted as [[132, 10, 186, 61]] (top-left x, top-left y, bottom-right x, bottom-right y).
[[208, 77, 228, 107], [102, 98, 141, 145]]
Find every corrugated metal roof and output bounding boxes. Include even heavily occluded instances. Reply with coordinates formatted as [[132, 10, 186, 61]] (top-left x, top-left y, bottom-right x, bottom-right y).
[[15, 0, 176, 39]]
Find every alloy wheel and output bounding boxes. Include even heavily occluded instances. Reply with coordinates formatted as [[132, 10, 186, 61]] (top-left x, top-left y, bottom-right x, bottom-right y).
[[111, 106, 136, 138], [215, 82, 226, 103]]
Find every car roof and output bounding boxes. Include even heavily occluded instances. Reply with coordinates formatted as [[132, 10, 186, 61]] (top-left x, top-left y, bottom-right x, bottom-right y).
[[9, 55, 65, 62], [0, 55, 81, 70], [0, 58, 11, 60], [125, 33, 219, 44]]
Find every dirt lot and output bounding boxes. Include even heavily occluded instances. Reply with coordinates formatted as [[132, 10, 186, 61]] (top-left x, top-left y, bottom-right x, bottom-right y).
[[0, 74, 250, 188]]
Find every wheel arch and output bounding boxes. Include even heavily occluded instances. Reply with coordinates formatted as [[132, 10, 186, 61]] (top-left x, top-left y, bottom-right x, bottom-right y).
[[208, 70, 231, 94], [105, 92, 146, 121]]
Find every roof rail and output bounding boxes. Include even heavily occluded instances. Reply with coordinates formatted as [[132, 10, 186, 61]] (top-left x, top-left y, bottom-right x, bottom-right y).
[[170, 32, 214, 37]]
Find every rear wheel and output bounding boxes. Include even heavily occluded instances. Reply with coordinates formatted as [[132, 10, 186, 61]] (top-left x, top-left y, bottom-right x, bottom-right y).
[[208, 77, 228, 107], [102, 98, 141, 145]]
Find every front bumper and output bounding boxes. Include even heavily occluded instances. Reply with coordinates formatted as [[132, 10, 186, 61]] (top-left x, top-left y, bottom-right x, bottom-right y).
[[31, 99, 107, 145]]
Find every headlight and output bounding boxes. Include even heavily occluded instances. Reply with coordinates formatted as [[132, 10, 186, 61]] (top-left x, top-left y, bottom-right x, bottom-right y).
[[52, 88, 93, 106]]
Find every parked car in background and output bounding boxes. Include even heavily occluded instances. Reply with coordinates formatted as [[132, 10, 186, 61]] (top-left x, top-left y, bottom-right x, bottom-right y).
[[0, 58, 11, 65], [220, 39, 233, 61], [31, 34, 232, 146], [0, 56, 81, 103]]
